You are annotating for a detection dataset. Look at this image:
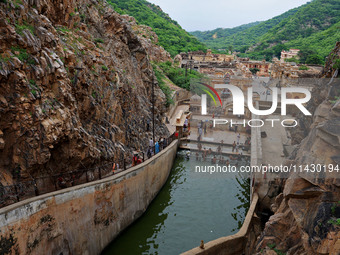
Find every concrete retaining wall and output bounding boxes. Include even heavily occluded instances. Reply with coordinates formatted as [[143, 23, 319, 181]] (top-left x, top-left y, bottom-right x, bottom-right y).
[[181, 193, 259, 255], [250, 109, 263, 198], [250, 106, 263, 169], [167, 89, 190, 120], [0, 140, 178, 255]]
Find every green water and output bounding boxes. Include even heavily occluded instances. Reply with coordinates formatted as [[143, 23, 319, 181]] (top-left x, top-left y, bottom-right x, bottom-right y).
[[102, 151, 250, 255]]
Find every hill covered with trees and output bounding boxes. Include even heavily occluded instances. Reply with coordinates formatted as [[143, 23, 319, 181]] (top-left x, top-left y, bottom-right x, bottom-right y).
[[190, 6, 299, 54], [191, 0, 340, 63], [108, 0, 206, 57]]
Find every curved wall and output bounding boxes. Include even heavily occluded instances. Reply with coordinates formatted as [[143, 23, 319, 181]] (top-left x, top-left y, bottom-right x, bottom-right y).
[[0, 140, 178, 255], [181, 193, 259, 255]]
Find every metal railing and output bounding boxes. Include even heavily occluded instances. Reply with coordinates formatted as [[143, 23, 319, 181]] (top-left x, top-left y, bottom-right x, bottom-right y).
[[0, 133, 176, 208]]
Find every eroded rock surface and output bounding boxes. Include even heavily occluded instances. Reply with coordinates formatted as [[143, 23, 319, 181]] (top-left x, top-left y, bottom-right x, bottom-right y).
[[0, 0, 169, 185], [256, 44, 340, 255]]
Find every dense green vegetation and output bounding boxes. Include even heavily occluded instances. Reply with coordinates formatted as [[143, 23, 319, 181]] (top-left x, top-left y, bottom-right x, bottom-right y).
[[190, 7, 300, 53], [191, 21, 261, 52], [108, 0, 206, 56], [152, 63, 173, 107], [152, 61, 204, 106], [191, 0, 340, 63], [156, 61, 204, 90], [284, 21, 340, 63]]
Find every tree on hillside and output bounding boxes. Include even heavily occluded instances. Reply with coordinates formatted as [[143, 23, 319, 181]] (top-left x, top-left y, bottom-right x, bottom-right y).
[[298, 47, 324, 65], [306, 54, 323, 65], [239, 46, 249, 53], [273, 44, 289, 58], [228, 45, 233, 54], [298, 48, 317, 63]]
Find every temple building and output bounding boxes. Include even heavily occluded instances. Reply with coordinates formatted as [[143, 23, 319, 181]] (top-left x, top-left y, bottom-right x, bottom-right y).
[[280, 49, 300, 63]]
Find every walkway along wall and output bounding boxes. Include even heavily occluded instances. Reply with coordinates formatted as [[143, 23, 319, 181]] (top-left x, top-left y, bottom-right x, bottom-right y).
[[0, 140, 178, 255]]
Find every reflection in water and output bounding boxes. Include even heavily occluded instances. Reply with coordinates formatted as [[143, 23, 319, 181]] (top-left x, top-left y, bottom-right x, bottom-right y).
[[102, 151, 250, 255], [231, 173, 250, 231]]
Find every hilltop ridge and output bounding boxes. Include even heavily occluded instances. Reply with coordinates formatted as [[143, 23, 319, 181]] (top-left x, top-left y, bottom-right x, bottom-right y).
[[191, 0, 340, 62]]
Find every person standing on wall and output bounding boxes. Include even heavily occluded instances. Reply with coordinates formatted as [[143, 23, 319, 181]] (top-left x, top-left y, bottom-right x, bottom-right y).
[[155, 141, 160, 154], [112, 163, 117, 175], [149, 137, 154, 148]]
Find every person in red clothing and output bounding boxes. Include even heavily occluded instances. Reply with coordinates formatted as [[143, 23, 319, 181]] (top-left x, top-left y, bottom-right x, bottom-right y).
[[112, 163, 116, 175], [132, 154, 138, 166], [136, 157, 142, 165], [57, 177, 67, 189]]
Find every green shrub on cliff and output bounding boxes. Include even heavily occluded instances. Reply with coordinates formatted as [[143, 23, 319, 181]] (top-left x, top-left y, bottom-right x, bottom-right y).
[[333, 59, 340, 70], [156, 61, 204, 90], [152, 64, 173, 107], [15, 21, 35, 36], [11, 46, 35, 64]]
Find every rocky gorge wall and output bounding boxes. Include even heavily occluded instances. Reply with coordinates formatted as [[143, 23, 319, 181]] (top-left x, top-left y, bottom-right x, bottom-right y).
[[0, 0, 170, 187], [0, 139, 178, 255], [254, 43, 340, 255]]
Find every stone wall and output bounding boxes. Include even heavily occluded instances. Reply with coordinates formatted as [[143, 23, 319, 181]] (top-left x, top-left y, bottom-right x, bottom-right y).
[[0, 140, 178, 255], [250, 109, 263, 171]]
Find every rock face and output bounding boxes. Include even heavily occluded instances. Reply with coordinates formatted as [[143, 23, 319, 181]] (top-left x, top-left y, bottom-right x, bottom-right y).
[[0, 0, 169, 186], [255, 45, 340, 254], [289, 42, 340, 145], [123, 15, 172, 63], [322, 42, 340, 78]]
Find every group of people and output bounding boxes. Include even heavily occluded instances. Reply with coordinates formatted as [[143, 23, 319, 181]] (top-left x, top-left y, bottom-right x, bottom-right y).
[[194, 130, 247, 165], [195, 151, 243, 166], [231, 133, 245, 152], [109, 136, 171, 178], [147, 137, 168, 158], [57, 174, 77, 189], [197, 120, 213, 141]]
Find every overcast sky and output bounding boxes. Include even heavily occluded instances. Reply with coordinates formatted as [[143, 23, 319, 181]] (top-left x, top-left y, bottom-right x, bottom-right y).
[[147, 0, 311, 31]]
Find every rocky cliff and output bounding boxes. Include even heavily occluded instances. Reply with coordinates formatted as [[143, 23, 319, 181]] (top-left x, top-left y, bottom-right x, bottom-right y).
[[0, 0, 170, 186], [123, 15, 172, 63], [255, 43, 340, 255], [291, 42, 340, 145], [323, 42, 340, 79]]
